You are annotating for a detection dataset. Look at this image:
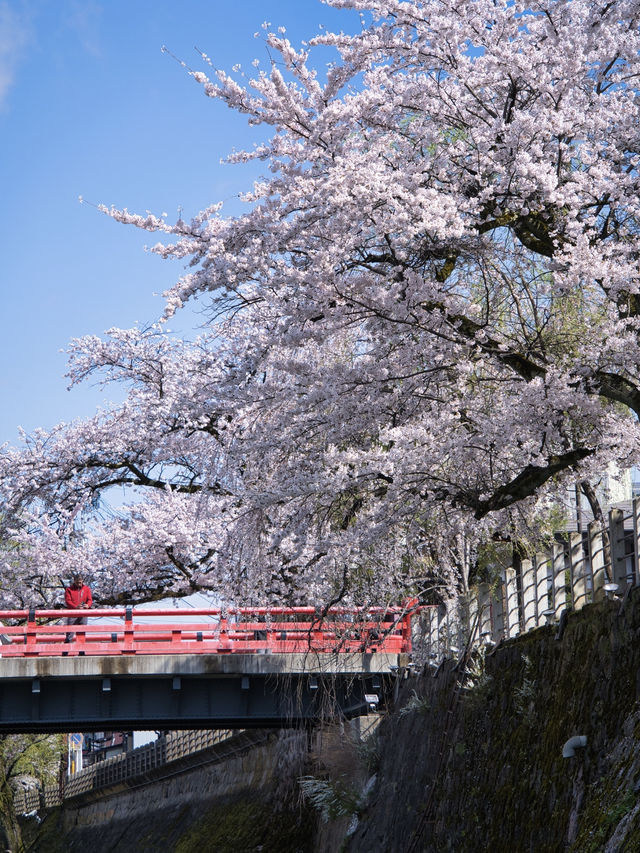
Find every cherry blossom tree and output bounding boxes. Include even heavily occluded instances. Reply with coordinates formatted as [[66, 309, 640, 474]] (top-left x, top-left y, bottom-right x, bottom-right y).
[[2, 0, 640, 609]]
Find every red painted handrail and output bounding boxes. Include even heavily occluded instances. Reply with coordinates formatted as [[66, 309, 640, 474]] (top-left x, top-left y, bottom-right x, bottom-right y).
[[0, 606, 422, 658]]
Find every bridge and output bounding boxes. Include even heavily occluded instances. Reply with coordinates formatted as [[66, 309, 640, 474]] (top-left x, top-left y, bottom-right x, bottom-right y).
[[0, 606, 415, 732]]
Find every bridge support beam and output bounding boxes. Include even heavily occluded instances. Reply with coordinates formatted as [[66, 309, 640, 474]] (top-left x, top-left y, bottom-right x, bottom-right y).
[[0, 653, 406, 733]]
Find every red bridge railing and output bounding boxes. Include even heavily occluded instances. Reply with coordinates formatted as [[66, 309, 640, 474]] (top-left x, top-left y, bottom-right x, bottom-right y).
[[0, 606, 417, 657]]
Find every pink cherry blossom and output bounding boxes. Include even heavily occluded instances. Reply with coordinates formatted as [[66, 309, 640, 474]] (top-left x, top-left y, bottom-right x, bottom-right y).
[[2, 1, 640, 610]]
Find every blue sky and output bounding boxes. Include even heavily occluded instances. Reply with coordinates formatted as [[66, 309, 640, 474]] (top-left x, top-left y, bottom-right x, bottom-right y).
[[0, 0, 361, 446]]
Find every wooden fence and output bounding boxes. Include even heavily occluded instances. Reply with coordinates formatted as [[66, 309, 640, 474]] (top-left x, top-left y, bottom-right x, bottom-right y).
[[417, 499, 640, 663]]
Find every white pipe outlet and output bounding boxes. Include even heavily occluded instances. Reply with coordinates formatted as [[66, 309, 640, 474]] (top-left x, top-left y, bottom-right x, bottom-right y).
[[562, 735, 587, 758]]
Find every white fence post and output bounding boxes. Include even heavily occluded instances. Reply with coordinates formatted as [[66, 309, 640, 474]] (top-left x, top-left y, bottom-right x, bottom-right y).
[[588, 521, 606, 603], [478, 583, 492, 643], [522, 558, 537, 630], [535, 552, 551, 624], [490, 582, 505, 644], [633, 498, 640, 587], [570, 532, 588, 610], [505, 567, 520, 638], [552, 542, 566, 618], [610, 507, 628, 590]]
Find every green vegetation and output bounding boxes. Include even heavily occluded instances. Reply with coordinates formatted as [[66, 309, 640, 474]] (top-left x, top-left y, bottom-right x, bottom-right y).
[[299, 775, 361, 824], [0, 734, 64, 851], [398, 690, 431, 717]]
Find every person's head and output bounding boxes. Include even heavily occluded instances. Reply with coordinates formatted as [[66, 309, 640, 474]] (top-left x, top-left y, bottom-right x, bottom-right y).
[[72, 574, 83, 588]]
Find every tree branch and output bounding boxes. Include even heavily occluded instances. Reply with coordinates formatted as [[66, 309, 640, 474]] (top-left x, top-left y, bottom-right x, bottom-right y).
[[470, 447, 594, 518]]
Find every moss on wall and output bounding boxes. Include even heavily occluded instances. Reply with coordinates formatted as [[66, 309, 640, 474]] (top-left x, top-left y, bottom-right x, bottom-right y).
[[346, 589, 640, 853], [172, 798, 315, 853], [23, 795, 314, 853]]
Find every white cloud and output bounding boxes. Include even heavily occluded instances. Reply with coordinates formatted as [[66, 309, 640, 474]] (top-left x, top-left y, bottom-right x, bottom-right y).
[[0, 1, 30, 109]]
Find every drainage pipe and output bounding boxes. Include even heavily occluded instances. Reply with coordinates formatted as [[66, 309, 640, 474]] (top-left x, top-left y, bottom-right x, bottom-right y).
[[562, 735, 587, 758]]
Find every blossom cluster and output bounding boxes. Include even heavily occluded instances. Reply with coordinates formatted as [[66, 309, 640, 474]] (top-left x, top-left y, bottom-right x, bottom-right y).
[[2, 0, 640, 609]]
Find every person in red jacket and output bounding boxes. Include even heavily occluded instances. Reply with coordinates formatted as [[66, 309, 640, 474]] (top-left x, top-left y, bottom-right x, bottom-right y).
[[64, 574, 93, 643]]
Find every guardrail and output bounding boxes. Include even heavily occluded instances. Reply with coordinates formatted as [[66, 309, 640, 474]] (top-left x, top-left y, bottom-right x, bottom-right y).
[[0, 606, 417, 657]]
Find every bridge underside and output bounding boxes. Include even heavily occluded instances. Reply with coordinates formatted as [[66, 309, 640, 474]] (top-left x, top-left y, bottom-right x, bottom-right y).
[[0, 652, 406, 733]]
